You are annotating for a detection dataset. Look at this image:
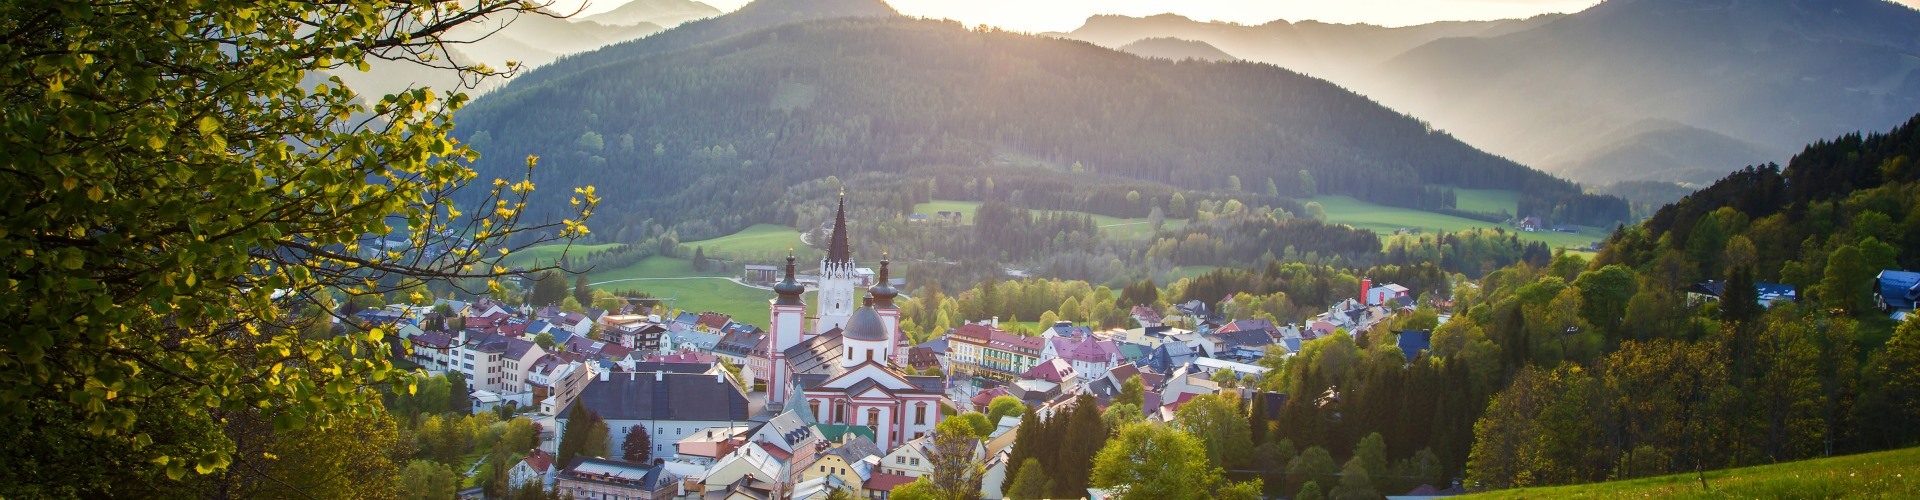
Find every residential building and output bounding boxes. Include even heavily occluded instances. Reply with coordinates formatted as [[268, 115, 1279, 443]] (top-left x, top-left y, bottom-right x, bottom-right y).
[[563, 368, 752, 462], [947, 323, 1044, 381], [555, 458, 679, 500], [508, 449, 555, 490], [1878, 270, 1920, 320]]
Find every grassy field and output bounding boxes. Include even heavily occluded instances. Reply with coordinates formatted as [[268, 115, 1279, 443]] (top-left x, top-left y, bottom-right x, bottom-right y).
[[1453, 188, 1521, 215], [1463, 447, 1920, 499], [586, 256, 769, 326], [681, 223, 815, 262], [912, 200, 1188, 240], [499, 242, 623, 269], [1311, 195, 1604, 249]]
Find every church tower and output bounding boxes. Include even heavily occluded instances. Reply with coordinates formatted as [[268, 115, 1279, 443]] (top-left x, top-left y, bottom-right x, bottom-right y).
[[869, 256, 908, 366], [814, 192, 859, 335], [766, 254, 807, 410]]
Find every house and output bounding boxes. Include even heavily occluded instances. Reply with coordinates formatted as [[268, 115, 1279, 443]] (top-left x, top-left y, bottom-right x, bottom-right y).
[[1042, 325, 1124, 383], [555, 458, 680, 500], [744, 264, 781, 284], [1877, 270, 1920, 320], [1518, 216, 1542, 232], [649, 350, 718, 366], [702, 445, 784, 498], [908, 338, 945, 372], [697, 312, 733, 332], [663, 328, 722, 354], [743, 409, 824, 485], [1019, 358, 1079, 396], [530, 354, 594, 415], [1129, 305, 1164, 328], [801, 437, 883, 497], [564, 368, 752, 462], [406, 331, 458, 372], [674, 425, 750, 467], [508, 449, 556, 490], [1361, 279, 1412, 307], [705, 476, 778, 500], [563, 335, 637, 364], [907, 213, 929, 223], [947, 323, 1045, 381], [1396, 330, 1433, 363], [1140, 342, 1198, 375], [879, 435, 935, 477], [1686, 280, 1799, 308]]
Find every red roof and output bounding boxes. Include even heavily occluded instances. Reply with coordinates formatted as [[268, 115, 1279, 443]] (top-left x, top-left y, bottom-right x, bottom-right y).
[[971, 387, 1010, 408], [698, 312, 732, 330], [1021, 358, 1075, 384], [521, 449, 554, 472], [865, 472, 917, 491], [948, 324, 1042, 354], [758, 442, 793, 462]]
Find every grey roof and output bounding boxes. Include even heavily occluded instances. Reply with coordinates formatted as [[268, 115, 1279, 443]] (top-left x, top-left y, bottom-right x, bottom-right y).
[[844, 307, 889, 341], [574, 371, 750, 422], [1214, 330, 1274, 350], [755, 408, 818, 447], [784, 329, 846, 377], [827, 194, 852, 264], [562, 457, 679, 491], [913, 337, 948, 354], [628, 362, 713, 375], [827, 436, 882, 462]]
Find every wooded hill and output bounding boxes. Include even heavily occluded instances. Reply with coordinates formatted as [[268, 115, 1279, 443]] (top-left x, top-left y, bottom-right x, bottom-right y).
[[456, 7, 1625, 241]]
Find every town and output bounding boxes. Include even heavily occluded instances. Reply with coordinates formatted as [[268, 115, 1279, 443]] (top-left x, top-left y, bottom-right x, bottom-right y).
[[377, 199, 1446, 499]]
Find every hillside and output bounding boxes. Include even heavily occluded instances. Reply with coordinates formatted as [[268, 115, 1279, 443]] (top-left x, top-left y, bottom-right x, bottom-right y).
[[1058, 13, 1559, 84], [1365, 0, 1920, 186], [459, 12, 1624, 241], [327, 9, 662, 99], [1462, 447, 1920, 498], [1545, 119, 1779, 185], [585, 0, 723, 28], [1118, 38, 1237, 62]]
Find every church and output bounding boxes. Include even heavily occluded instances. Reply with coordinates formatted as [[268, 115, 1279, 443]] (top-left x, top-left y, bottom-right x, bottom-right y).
[[766, 195, 946, 450]]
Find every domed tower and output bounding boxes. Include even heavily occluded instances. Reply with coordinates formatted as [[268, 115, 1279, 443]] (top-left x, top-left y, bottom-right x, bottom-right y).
[[767, 254, 807, 409], [814, 192, 858, 335], [841, 305, 891, 369], [868, 256, 907, 366]]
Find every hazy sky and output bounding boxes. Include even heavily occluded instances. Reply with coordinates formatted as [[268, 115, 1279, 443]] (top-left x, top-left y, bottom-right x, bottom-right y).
[[561, 0, 1920, 32], [566, 0, 1615, 31]]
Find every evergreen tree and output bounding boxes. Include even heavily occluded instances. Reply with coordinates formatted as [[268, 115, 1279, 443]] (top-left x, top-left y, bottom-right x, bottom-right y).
[[533, 271, 568, 306], [573, 274, 592, 309], [1051, 395, 1108, 497], [692, 246, 709, 272], [1006, 407, 1043, 485], [1008, 458, 1050, 499], [623, 425, 652, 463], [558, 400, 593, 467], [1249, 393, 1270, 445], [445, 372, 470, 415]]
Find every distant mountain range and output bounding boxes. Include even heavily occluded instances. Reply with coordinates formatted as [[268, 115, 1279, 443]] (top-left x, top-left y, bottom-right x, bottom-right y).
[[586, 0, 723, 28], [1057, 0, 1920, 188], [456, 0, 1621, 238], [327, 0, 725, 100], [1118, 38, 1237, 62]]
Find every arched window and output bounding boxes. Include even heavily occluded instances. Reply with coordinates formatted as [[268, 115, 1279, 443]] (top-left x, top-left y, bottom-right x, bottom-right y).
[[809, 399, 821, 418], [867, 408, 881, 436]]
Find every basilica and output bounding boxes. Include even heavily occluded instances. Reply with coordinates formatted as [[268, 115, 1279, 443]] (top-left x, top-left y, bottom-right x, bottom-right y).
[[766, 195, 946, 450]]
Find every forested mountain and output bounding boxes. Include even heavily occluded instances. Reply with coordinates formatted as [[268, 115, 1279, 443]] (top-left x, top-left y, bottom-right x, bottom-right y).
[[585, 0, 724, 28], [1547, 119, 1778, 184], [326, 9, 663, 99], [1057, 13, 1558, 86], [1367, 0, 1920, 186], [507, 0, 899, 89], [458, 12, 1624, 242], [1118, 38, 1238, 62]]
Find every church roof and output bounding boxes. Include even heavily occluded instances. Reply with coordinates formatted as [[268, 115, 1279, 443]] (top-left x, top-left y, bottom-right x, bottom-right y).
[[784, 328, 846, 377], [827, 193, 851, 265], [844, 307, 889, 342]]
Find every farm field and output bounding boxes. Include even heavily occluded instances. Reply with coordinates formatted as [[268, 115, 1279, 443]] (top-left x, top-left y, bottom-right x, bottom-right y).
[[912, 200, 1188, 240], [1462, 446, 1920, 499], [498, 242, 622, 269], [1451, 188, 1521, 215], [1311, 195, 1605, 249]]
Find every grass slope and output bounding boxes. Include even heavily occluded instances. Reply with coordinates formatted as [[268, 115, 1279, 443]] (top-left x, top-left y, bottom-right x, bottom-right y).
[[911, 200, 1188, 240], [585, 256, 768, 326], [1463, 447, 1920, 499], [681, 223, 815, 262], [499, 242, 623, 269], [1452, 188, 1521, 216], [1311, 195, 1603, 249]]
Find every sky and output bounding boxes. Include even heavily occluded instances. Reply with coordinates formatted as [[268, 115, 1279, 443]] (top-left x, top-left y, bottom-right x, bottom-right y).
[[559, 0, 1920, 32], [564, 0, 1613, 31]]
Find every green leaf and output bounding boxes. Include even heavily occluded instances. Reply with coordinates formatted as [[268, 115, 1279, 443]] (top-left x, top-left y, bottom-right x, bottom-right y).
[[196, 115, 218, 135]]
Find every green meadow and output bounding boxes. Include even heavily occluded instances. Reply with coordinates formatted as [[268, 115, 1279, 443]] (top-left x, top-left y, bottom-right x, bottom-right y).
[[1462, 447, 1920, 499]]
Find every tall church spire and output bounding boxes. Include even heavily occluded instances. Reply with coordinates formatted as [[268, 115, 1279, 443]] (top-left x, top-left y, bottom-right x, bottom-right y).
[[827, 190, 851, 265]]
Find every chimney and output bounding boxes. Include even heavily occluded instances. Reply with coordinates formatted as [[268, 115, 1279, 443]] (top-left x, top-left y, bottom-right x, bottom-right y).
[[598, 369, 609, 382], [656, 370, 664, 381], [1359, 277, 1372, 305], [991, 316, 999, 328], [717, 371, 725, 384]]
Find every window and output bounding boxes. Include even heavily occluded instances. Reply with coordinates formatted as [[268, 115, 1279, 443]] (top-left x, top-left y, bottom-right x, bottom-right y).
[[910, 458, 920, 466], [914, 403, 927, 425], [896, 457, 904, 464], [867, 408, 880, 436], [809, 399, 821, 418]]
